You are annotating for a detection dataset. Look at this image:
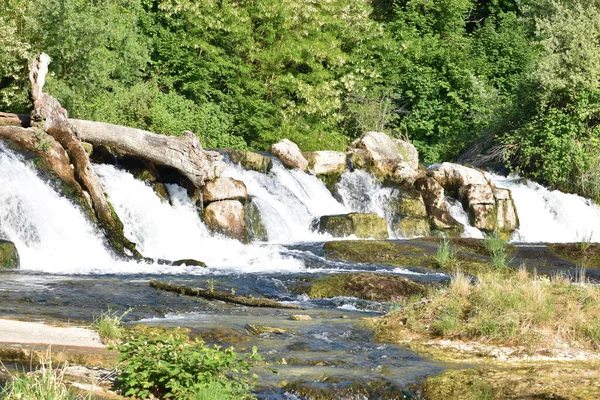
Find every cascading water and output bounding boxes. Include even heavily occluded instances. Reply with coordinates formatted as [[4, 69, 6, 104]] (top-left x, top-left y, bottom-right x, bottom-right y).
[[445, 198, 485, 239], [0, 144, 116, 272], [492, 174, 600, 242]]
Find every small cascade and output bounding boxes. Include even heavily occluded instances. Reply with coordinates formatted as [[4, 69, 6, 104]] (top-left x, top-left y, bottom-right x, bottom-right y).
[[445, 198, 485, 239], [0, 144, 116, 272], [492, 174, 600, 243], [336, 169, 394, 218], [222, 159, 347, 242], [95, 164, 304, 272]]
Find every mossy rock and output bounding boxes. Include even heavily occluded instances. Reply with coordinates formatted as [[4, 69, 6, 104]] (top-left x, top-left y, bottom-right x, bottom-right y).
[[319, 213, 388, 239], [306, 272, 427, 301], [245, 198, 268, 242], [392, 217, 430, 238], [388, 189, 427, 218], [0, 240, 19, 269], [323, 240, 431, 268], [153, 182, 169, 202], [171, 259, 207, 267], [317, 172, 343, 194], [283, 377, 413, 400], [225, 149, 272, 173]]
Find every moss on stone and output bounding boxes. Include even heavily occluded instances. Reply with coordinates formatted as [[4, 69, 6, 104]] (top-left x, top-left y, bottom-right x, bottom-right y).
[[306, 272, 428, 301], [153, 182, 169, 202], [0, 240, 19, 269], [283, 377, 411, 400], [319, 213, 389, 239], [392, 217, 430, 238], [245, 199, 268, 242]]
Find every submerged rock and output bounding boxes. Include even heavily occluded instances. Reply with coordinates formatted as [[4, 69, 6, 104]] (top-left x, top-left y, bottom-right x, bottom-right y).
[[202, 177, 247, 204], [204, 200, 247, 241], [270, 139, 309, 172], [245, 198, 268, 242], [306, 272, 427, 301], [223, 149, 272, 173], [318, 213, 389, 239], [0, 240, 19, 269], [171, 259, 207, 267]]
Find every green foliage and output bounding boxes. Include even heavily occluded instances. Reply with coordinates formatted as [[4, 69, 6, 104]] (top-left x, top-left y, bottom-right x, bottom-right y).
[[483, 233, 509, 269], [115, 332, 261, 399], [91, 307, 130, 344], [434, 237, 457, 268]]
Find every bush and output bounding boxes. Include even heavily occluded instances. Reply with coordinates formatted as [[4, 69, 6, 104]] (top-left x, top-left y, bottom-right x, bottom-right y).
[[115, 332, 261, 399]]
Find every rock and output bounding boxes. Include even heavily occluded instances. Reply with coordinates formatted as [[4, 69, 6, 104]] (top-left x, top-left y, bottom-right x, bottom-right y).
[[494, 188, 519, 234], [202, 177, 247, 204], [247, 324, 287, 334], [349, 131, 419, 183], [224, 149, 272, 173], [458, 184, 495, 206], [0, 240, 19, 269], [428, 206, 464, 237], [204, 200, 247, 241], [318, 213, 389, 239], [306, 272, 427, 301], [81, 142, 93, 156], [392, 217, 431, 238], [290, 315, 312, 321], [171, 259, 207, 267], [245, 198, 268, 242], [414, 176, 445, 209], [153, 183, 169, 202], [270, 139, 308, 172], [303, 151, 346, 176], [470, 204, 497, 231], [388, 190, 427, 218], [431, 162, 488, 189]]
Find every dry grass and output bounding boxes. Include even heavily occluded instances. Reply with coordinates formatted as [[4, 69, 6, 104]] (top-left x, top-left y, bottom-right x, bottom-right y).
[[385, 267, 600, 351]]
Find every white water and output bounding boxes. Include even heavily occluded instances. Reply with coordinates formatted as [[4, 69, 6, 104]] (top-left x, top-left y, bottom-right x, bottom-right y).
[[445, 198, 485, 239], [492, 174, 600, 242]]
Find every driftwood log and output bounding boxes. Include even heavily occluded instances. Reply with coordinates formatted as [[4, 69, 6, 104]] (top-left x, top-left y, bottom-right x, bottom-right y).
[[149, 280, 301, 309]]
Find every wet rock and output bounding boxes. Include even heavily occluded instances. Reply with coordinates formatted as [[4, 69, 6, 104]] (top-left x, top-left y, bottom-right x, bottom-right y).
[[245, 198, 268, 242], [0, 240, 19, 269], [171, 259, 207, 267], [388, 189, 427, 218], [290, 315, 312, 321], [270, 139, 308, 172], [414, 176, 445, 209], [223, 149, 272, 173], [493, 187, 519, 234], [348, 131, 418, 184], [202, 177, 247, 204], [153, 182, 169, 202], [304, 151, 346, 176], [392, 217, 431, 238], [428, 206, 464, 236], [81, 141, 93, 156], [431, 162, 488, 189], [247, 324, 287, 334], [204, 200, 247, 241], [284, 377, 413, 400], [318, 213, 389, 239], [306, 272, 427, 301]]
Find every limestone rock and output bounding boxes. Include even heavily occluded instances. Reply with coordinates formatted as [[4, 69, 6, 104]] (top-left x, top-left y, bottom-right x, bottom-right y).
[[414, 176, 445, 209], [81, 142, 93, 156], [388, 190, 427, 218], [431, 162, 488, 189], [203, 177, 247, 204], [290, 315, 312, 321], [494, 188, 519, 233], [318, 213, 389, 239], [153, 183, 170, 202], [303, 151, 346, 176], [349, 131, 419, 183], [204, 200, 247, 241], [224, 149, 272, 173], [270, 139, 308, 172], [392, 217, 431, 238], [0, 240, 19, 269], [459, 184, 495, 206]]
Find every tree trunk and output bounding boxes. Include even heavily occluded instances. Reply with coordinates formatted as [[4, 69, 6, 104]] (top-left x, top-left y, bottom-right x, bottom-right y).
[[69, 119, 225, 187], [28, 53, 140, 258]]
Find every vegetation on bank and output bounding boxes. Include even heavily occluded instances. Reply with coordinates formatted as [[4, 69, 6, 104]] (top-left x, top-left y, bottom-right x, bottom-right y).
[[2, 0, 600, 199]]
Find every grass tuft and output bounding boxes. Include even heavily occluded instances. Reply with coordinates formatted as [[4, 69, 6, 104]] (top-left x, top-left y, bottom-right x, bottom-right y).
[[483, 232, 509, 269], [434, 236, 456, 268], [91, 307, 130, 344]]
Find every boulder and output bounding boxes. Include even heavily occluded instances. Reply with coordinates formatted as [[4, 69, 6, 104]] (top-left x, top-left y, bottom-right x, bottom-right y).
[[414, 176, 445, 209], [458, 184, 495, 206], [494, 188, 519, 233], [0, 240, 19, 269], [81, 141, 93, 156], [203, 177, 247, 205], [428, 206, 464, 237], [224, 149, 272, 173], [431, 162, 488, 189], [318, 213, 389, 239], [171, 259, 207, 267], [270, 139, 309, 172], [303, 151, 346, 176], [388, 190, 427, 218], [392, 217, 431, 238], [245, 198, 268, 242], [204, 200, 247, 241], [153, 183, 170, 202], [348, 131, 419, 183]]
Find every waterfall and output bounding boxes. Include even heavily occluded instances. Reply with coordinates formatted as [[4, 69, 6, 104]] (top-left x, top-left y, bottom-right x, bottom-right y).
[[445, 198, 485, 239], [0, 144, 116, 272], [222, 159, 348, 242], [492, 174, 600, 243]]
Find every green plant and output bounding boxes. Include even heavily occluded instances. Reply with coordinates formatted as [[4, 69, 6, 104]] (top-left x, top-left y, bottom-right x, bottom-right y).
[[115, 332, 261, 399], [578, 231, 594, 253], [0, 351, 92, 400], [91, 307, 130, 344], [434, 236, 456, 268], [483, 232, 509, 269], [34, 130, 51, 152]]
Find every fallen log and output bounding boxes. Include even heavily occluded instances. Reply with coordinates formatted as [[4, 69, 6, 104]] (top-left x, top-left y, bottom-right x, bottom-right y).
[[149, 280, 301, 309], [28, 53, 140, 258], [70, 119, 226, 187]]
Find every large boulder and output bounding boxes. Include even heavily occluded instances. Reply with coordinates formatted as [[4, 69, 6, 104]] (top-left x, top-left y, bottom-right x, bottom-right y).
[[348, 131, 419, 184], [223, 149, 272, 173], [204, 200, 247, 241], [270, 139, 309, 172], [303, 151, 346, 176], [392, 217, 431, 238], [493, 187, 519, 235], [318, 213, 389, 239], [0, 240, 19, 269], [431, 162, 489, 189], [203, 177, 247, 204], [387, 189, 427, 218]]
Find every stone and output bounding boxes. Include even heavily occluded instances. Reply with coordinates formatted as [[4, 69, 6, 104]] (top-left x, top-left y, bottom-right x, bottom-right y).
[[392, 217, 431, 238], [81, 142, 93, 157], [247, 324, 287, 334], [348, 131, 419, 184], [414, 176, 445, 209], [225, 149, 272, 173], [494, 188, 519, 233], [245, 198, 268, 242], [203, 177, 247, 204], [204, 200, 247, 241], [470, 204, 497, 231], [290, 315, 312, 321], [270, 139, 308, 172], [318, 213, 389, 239], [459, 184, 495, 205], [428, 206, 464, 235], [0, 240, 19, 269], [303, 151, 346, 176], [431, 162, 489, 189], [171, 259, 206, 267], [153, 183, 169, 202], [388, 189, 427, 218]]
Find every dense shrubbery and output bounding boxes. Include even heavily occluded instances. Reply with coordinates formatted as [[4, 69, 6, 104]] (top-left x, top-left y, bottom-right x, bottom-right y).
[[2, 0, 600, 198]]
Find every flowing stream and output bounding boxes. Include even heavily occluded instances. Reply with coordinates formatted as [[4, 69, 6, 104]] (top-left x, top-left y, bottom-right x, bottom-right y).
[[2, 143, 600, 397]]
